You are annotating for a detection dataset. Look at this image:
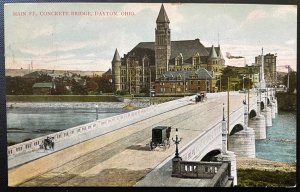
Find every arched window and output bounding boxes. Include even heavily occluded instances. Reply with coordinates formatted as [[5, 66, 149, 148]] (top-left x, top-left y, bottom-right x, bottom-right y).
[[192, 52, 200, 66], [175, 53, 183, 66]]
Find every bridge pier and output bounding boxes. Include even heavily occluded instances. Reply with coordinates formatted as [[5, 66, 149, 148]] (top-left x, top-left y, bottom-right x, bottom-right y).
[[217, 151, 237, 186], [228, 127, 255, 158], [271, 102, 276, 119], [248, 115, 266, 139], [262, 106, 272, 127], [274, 99, 278, 114]]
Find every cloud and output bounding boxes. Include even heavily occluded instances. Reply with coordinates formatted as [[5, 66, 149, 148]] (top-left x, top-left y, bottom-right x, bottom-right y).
[[285, 39, 296, 45], [121, 3, 184, 31], [244, 5, 296, 23], [86, 53, 96, 57], [246, 9, 268, 22], [273, 6, 297, 17]]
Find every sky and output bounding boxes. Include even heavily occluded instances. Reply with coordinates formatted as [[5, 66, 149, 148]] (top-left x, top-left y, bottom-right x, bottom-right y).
[[4, 3, 297, 72]]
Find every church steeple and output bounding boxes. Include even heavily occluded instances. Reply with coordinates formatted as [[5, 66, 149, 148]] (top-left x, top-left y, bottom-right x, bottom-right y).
[[156, 4, 170, 23]]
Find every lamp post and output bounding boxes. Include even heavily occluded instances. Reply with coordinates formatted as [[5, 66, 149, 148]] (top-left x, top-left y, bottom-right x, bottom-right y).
[[219, 75, 222, 92], [95, 104, 98, 120], [243, 75, 245, 91], [149, 69, 151, 105], [172, 128, 182, 158]]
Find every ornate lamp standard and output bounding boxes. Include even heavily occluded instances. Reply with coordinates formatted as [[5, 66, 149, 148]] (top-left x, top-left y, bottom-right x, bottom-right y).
[[172, 128, 182, 158], [243, 75, 246, 91], [172, 128, 182, 176]]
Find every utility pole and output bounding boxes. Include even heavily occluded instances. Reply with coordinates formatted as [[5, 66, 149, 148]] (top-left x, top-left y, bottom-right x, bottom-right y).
[[243, 75, 245, 90], [149, 69, 151, 105], [287, 65, 290, 92], [183, 73, 186, 97], [219, 76, 222, 92], [227, 77, 230, 148], [248, 77, 250, 113]]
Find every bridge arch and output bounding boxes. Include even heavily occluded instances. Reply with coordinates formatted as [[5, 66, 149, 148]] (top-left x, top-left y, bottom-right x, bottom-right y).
[[229, 124, 244, 136], [200, 149, 221, 161], [249, 110, 257, 119]]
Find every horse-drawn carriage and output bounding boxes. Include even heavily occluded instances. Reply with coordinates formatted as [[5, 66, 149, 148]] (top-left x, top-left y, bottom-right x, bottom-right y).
[[149, 126, 171, 151], [40, 136, 55, 151], [195, 91, 207, 103]]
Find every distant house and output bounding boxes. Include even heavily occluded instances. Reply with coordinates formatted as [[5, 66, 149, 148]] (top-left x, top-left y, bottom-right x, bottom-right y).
[[102, 68, 112, 82], [32, 82, 55, 95]]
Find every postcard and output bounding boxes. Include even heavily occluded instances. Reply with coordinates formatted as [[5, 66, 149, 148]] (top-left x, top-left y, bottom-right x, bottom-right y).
[[4, 2, 297, 188]]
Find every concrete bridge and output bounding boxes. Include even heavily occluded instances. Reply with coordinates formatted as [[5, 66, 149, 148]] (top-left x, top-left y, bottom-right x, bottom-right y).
[[7, 88, 278, 187]]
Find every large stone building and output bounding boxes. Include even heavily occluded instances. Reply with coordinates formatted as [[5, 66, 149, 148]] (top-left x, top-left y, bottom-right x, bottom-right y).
[[154, 68, 215, 96], [112, 4, 225, 94], [255, 53, 277, 86]]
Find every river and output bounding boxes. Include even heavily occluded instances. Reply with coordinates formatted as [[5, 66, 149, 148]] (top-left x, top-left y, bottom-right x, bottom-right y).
[[255, 111, 296, 163], [6, 102, 134, 144]]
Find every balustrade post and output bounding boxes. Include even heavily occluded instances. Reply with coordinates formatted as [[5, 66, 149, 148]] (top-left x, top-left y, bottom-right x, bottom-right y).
[[221, 103, 228, 154]]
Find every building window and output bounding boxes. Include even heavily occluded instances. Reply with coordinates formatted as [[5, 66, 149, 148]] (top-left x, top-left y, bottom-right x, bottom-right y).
[[175, 53, 183, 66]]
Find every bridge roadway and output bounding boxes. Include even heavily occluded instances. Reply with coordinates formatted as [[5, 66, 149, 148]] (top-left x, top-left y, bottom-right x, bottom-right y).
[[9, 93, 248, 187]]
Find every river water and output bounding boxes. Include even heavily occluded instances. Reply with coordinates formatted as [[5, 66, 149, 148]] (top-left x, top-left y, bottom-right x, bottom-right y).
[[255, 111, 296, 163], [6, 102, 133, 144], [7, 103, 296, 163]]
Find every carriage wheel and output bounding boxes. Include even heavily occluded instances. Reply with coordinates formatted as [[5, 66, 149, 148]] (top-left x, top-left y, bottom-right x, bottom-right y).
[[166, 139, 170, 149], [150, 141, 153, 151], [163, 140, 168, 151]]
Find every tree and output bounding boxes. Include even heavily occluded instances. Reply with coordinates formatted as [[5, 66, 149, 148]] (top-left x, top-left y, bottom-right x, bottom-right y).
[[239, 77, 253, 90], [94, 76, 113, 93], [71, 79, 88, 95], [219, 67, 239, 91], [36, 73, 52, 83], [51, 78, 68, 95], [6, 76, 35, 95], [86, 79, 99, 94]]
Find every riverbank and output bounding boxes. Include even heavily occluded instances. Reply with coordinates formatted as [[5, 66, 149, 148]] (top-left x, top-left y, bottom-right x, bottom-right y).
[[6, 95, 120, 102], [236, 157, 296, 187], [276, 92, 296, 111]]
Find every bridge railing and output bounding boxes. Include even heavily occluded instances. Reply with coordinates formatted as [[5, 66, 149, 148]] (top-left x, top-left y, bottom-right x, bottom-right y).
[[178, 161, 223, 178], [207, 162, 233, 187], [7, 95, 196, 158], [7, 105, 155, 158]]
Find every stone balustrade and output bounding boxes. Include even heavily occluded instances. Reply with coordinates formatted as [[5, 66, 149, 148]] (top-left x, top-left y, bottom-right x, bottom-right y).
[[178, 161, 222, 178], [172, 159, 232, 187], [207, 162, 233, 187]]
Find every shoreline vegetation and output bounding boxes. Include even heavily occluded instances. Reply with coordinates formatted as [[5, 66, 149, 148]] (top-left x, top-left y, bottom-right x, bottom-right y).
[[276, 92, 296, 111], [6, 95, 120, 102], [237, 157, 296, 187]]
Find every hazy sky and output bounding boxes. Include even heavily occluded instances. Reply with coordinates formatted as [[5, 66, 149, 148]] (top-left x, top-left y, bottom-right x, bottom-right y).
[[4, 3, 297, 72]]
